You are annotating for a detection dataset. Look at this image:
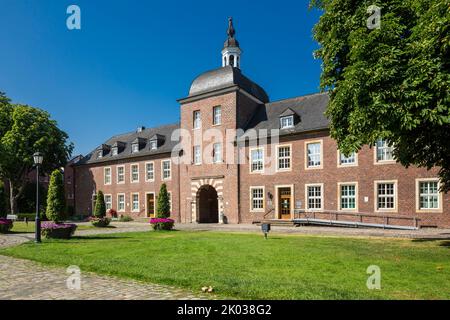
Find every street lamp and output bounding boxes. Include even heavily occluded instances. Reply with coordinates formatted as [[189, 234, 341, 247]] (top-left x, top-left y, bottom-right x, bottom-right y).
[[33, 152, 43, 243]]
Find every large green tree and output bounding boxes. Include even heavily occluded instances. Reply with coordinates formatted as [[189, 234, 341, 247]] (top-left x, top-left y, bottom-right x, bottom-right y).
[[0, 92, 73, 213], [156, 183, 171, 218], [311, 0, 450, 191]]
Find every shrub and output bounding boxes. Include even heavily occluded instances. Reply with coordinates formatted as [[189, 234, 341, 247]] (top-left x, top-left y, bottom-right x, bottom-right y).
[[156, 183, 170, 218], [150, 218, 175, 231], [0, 218, 13, 233], [108, 209, 118, 219], [94, 191, 106, 218], [119, 215, 134, 222], [90, 216, 111, 228], [46, 170, 66, 223], [41, 222, 77, 239], [0, 181, 7, 218]]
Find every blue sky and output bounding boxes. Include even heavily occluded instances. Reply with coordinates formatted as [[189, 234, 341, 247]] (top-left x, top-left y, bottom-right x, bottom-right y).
[[0, 0, 323, 155]]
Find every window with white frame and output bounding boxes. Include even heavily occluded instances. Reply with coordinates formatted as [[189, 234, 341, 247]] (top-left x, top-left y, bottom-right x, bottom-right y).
[[193, 111, 201, 129], [250, 148, 264, 172], [149, 140, 157, 151], [340, 184, 356, 210], [213, 143, 222, 163], [117, 194, 125, 212], [280, 116, 294, 129], [112, 147, 118, 156], [213, 106, 222, 125], [117, 166, 125, 184], [339, 151, 356, 165], [97, 150, 103, 158], [132, 143, 139, 154], [132, 193, 139, 212], [146, 162, 154, 181], [193, 145, 202, 165], [277, 146, 291, 170], [307, 185, 323, 210], [162, 160, 171, 180], [419, 181, 440, 210], [376, 139, 394, 162], [251, 187, 264, 211], [307, 142, 322, 168], [130, 164, 139, 183], [377, 182, 396, 210], [105, 195, 112, 211], [104, 168, 111, 185]]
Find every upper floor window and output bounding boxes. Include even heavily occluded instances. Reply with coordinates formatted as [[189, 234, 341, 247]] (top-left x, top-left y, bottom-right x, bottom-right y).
[[376, 139, 394, 162], [193, 145, 202, 165], [193, 111, 201, 129], [277, 145, 291, 171], [117, 166, 125, 184], [339, 151, 356, 166], [146, 162, 154, 181], [250, 148, 264, 173], [104, 167, 111, 185], [213, 143, 222, 163], [307, 142, 322, 168], [149, 140, 157, 151], [131, 164, 139, 183], [213, 106, 222, 126], [280, 116, 294, 129], [162, 160, 171, 180]]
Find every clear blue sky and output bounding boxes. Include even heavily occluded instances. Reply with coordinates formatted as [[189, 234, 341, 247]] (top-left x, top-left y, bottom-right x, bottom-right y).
[[0, 0, 323, 156]]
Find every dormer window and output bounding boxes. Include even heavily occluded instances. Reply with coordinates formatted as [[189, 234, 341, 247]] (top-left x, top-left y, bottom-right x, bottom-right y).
[[111, 147, 118, 156], [280, 116, 294, 129], [150, 140, 157, 151], [97, 150, 103, 159], [132, 143, 139, 154], [96, 144, 111, 159]]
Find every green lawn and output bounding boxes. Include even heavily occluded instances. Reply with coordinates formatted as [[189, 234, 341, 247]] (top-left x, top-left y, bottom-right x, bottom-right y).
[[10, 222, 96, 234], [0, 231, 449, 300]]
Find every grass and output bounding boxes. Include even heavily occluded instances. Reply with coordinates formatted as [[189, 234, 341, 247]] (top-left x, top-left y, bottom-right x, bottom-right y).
[[0, 231, 449, 300], [10, 222, 96, 234]]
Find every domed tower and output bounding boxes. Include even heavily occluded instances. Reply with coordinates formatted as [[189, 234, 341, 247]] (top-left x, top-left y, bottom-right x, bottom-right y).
[[222, 18, 241, 68]]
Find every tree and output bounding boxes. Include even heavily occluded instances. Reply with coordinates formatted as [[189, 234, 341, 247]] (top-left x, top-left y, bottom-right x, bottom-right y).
[[310, 0, 450, 191], [94, 191, 106, 218], [0, 92, 73, 213], [0, 181, 7, 217], [45, 170, 66, 223], [156, 183, 171, 218]]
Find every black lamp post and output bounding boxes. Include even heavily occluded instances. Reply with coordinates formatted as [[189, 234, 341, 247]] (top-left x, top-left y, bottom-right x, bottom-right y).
[[33, 152, 43, 243]]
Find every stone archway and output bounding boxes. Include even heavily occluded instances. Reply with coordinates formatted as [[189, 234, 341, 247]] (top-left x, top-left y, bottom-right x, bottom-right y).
[[196, 185, 219, 224]]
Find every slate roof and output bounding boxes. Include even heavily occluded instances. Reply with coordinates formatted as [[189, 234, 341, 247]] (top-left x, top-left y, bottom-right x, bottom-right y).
[[77, 123, 180, 166], [242, 92, 330, 138]]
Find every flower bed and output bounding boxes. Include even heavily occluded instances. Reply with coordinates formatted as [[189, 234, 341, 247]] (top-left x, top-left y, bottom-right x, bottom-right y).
[[41, 222, 77, 239], [150, 218, 175, 231], [90, 217, 111, 228], [0, 218, 13, 233]]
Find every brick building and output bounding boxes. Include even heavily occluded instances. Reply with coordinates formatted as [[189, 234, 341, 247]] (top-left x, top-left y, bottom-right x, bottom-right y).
[[67, 19, 449, 228]]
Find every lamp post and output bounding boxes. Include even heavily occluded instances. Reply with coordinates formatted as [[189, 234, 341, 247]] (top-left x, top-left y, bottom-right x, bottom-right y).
[[33, 152, 43, 243]]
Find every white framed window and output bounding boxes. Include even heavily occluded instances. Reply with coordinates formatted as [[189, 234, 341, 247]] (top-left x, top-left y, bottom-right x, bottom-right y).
[[131, 193, 140, 212], [277, 145, 291, 171], [250, 187, 265, 212], [130, 164, 139, 183], [416, 179, 442, 212], [97, 150, 103, 158], [280, 116, 294, 129], [338, 151, 357, 166], [338, 183, 357, 211], [104, 194, 112, 211], [306, 184, 323, 210], [104, 167, 112, 185], [306, 141, 322, 169], [132, 144, 139, 154], [250, 148, 264, 173], [193, 145, 202, 165], [162, 160, 171, 180], [193, 110, 201, 129], [375, 139, 394, 163], [213, 143, 222, 163], [117, 194, 125, 212], [375, 181, 397, 212], [213, 106, 222, 125], [145, 162, 154, 182], [111, 147, 118, 156], [150, 140, 157, 151], [117, 166, 125, 184]]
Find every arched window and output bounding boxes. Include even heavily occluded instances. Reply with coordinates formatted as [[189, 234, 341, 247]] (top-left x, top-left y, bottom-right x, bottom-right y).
[[229, 55, 235, 67]]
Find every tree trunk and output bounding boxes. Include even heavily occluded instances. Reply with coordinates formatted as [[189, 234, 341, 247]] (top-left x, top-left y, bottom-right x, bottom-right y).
[[8, 180, 17, 215]]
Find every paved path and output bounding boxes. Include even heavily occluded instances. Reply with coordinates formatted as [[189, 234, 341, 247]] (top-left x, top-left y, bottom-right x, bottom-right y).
[[0, 255, 210, 300]]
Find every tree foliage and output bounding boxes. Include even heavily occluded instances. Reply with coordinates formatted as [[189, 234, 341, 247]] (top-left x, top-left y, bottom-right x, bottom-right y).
[[0, 181, 7, 217], [310, 0, 450, 191], [0, 92, 73, 213], [94, 191, 106, 218], [157, 183, 171, 218], [46, 170, 66, 223]]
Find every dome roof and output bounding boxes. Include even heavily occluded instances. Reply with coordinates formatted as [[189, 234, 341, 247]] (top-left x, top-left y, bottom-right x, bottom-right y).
[[188, 66, 269, 103]]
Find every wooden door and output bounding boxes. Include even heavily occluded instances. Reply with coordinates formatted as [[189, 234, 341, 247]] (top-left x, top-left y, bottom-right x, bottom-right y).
[[147, 194, 155, 218], [278, 188, 292, 220]]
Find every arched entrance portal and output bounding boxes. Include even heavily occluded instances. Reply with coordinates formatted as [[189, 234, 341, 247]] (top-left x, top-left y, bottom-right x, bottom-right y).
[[197, 185, 219, 224]]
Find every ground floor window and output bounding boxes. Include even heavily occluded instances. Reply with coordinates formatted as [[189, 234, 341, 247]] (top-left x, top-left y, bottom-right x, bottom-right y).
[[418, 180, 440, 210], [306, 184, 323, 210], [104, 194, 112, 211], [118, 194, 125, 212], [250, 187, 264, 211], [376, 182, 396, 211], [132, 193, 139, 212], [340, 184, 356, 210]]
